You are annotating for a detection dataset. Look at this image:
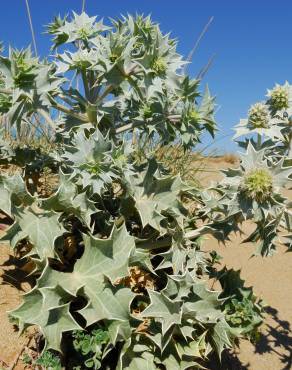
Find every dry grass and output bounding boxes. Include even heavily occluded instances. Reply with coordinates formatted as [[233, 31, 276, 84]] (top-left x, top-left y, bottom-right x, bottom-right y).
[[222, 153, 239, 164], [155, 145, 224, 186], [207, 153, 239, 164]]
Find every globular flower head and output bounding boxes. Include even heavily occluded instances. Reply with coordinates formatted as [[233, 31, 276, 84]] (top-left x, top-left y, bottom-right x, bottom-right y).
[[0, 93, 12, 114], [151, 57, 167, 75], [140, 103, 152, 119], [248, 102, 270, 128], [267, 83, 290, 112], [219, 142, 292, 222], [6, 48, 39, 89], [135, 14, 155, 34], [189, 109, 201, 122], [240, 168, 273, 202]]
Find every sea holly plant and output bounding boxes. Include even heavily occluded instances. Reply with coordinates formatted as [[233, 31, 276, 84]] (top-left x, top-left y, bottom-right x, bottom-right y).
[[210, 82, 292, 256], [0, 11, 289, 369]]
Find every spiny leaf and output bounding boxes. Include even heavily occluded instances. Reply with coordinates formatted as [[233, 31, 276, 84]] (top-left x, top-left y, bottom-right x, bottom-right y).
[[16, 209, 66, 260], [124, 159, 187, 231], [43, 304, 82, 352], [211, 320, 235, 358], [141, 290, 182, 335], [42, 170, 97, 227]]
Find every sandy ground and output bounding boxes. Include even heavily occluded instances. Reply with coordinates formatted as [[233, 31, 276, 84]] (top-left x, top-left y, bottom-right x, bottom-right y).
[[0, 157, 291, 369], [0, 238, 32, 368], [202, 157, 292, 370], [205, 227, 292, 370]]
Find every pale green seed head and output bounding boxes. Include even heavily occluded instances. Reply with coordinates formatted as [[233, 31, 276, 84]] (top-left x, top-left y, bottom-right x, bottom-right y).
[[72, 52, 92, 70], [14, 52, 36, 73], [269, 85, 289, 111], [0, 93, 12, 113], [189, 109, 200, 121], [248, 103, 269, 128], [77, 27, 90, 39], [109, 53, 118, 63], [141, 104, 152, 119], [151, 57, 167, 75], [136, 16, 153, 33], [85, 162, 101, 175], [241, 168, 273, 201]]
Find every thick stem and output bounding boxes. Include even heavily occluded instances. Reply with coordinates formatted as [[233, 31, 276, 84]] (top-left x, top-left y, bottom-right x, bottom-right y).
[[184, 228, 203, 240], [0, 88, 12, 94], [135, 227, 203, 251], [115, 121, 141, 134], [288, 132, 292, 158], [52, 101, 88, 122], [81, 69, 91, 102], [115, 114, 182, 134], [127, 75, 144, 100], [167, 114, 181, 121], [136, 237, 172, 250], [257, 133, 262, 149]]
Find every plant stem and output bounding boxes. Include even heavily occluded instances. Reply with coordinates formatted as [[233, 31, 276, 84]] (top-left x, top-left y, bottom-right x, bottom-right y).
[[37, 108, 56, 131], [257, 133, 262, 149], [184, 228, 203, 240], [136, 237, 172, 250], [32, 113, 51, 140], [184, 16, 214, 74], [81, 69, 91, 102], [136, 226, 204, 250], [96, 84, 114, 103], [0, 88, 12, 94], [115, 114, 182, 134], [25, 0, 38, 56], [52, 101, 88, 122], [167, 114, 181, 121], [127, 75, 144, 100], [288, 132, 292, 158], [115, 121, 141, 134]]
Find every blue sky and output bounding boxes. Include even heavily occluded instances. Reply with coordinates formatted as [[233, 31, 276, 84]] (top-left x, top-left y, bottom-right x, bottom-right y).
[[1, 0, 292, 152]]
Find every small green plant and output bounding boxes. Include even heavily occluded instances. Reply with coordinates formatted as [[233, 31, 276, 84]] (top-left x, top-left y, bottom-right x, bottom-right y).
[[0, 10, 290, 370], [72, 327, 110, 369], [35, 351, 62, 370], [218, 268, 263, 340], [22, 350, 61, 370]]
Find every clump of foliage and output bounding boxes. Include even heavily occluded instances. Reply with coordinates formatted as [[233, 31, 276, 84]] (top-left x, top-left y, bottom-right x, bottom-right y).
[[22, 350, 62, 370], [71, 326, 110, 368], [0, 11, 290, 369]]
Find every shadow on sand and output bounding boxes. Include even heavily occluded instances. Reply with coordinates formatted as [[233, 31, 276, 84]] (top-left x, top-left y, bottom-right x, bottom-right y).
[[0, 253, 35, 291], [253, 306, 292, 370], [207, 305, 292, 370]]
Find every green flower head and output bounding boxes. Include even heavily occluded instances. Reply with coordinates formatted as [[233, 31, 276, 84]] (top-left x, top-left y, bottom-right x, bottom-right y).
[[189, 109, 200, 121], [241, 168, 273, 202], [151, 57, 167, 75], [0, 93, 12, 113], [136, 15, 155, 34], [221, 143, 292, 219], [248, 103, 269, 128], [9, 48, 39, 88], [140, 104, 152, 119], [267, 83, 290, 112], [77, 27, 91, 39]]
